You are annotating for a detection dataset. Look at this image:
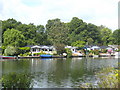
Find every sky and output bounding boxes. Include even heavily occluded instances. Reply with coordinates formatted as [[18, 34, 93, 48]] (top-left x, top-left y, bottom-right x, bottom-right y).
[[0, 0, 119, 31]]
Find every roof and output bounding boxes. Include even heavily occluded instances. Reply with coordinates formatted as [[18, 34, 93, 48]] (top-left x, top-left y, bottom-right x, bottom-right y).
[[65, 46, 77, 49], [30, 45, 55, 49], [91, 46, 100, 49], [99, 46, 108, 49], [31, 45, 41, 48], [25, 45, 34, 47], [108, 45, 119, 48]]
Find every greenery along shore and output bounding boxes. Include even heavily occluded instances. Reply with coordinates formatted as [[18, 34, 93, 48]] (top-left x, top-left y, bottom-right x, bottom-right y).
[[0, 17, 120, 55]]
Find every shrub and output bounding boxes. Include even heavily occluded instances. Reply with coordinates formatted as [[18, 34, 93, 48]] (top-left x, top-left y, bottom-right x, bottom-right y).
[[22, 52, 31, 56], [92, 50, 100, 55], [101, 49, 107, 53], [80, 67, 119, 88], [19, 47, 30, 54], [54, 43, 66, 55], [65, 48, 72, 58], [4, 46, 20, 56], [33, 51, 46, 56], [1, 72, 33, 88]]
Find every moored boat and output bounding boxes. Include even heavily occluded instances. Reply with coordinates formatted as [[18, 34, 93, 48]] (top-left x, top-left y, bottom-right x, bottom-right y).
[[40, 54, 52, 58], [2, 56, 17, 59]]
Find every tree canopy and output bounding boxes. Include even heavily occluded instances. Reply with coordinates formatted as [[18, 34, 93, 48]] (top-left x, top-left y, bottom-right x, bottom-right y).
[[1, 17, 118, 50], [46, 18, 69, 45], [3, 28, 25, 47]]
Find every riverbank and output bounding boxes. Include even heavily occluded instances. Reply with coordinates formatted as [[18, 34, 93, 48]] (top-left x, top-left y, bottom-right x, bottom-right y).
[[1, 52, 119, 59], [17, 54, 116, 59]]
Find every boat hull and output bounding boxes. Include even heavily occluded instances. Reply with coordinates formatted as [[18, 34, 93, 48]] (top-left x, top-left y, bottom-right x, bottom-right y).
[[2, 56, 16, 59]]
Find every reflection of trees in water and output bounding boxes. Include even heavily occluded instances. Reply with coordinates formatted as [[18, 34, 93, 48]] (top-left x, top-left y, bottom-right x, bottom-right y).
[[1, 72, 34, 89], [46, 58, 87, 85]]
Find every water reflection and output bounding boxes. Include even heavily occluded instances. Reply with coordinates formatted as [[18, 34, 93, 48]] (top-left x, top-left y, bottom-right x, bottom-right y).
[[0, 57, 118, 88], [2, 72, 34, 88]]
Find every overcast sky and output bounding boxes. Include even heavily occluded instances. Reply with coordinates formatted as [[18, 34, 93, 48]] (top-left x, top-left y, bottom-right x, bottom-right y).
[[0, 0, 119, 30]]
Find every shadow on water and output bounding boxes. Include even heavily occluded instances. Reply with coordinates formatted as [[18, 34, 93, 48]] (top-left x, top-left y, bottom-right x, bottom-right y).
[[0, 57, 118, 88]]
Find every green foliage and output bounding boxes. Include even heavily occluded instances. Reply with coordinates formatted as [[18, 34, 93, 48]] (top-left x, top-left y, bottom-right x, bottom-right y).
[[68, 18, 101, 45], [3, 28, 25, 47], [33, 52, 46, 56], [100, 28, 113, 45], [4, 46, 19, 56], [20, 52, 32, 56], [101, 49, 107, 53], [65, 48, 72, 58], [46, 18, 69, 45], [71, 40, 85, 49], [92, 50, 100, 55], [54, 43, 66, 55], [96, 68, 119, 88], [87, 38, 93, 45], [19, 47, 30, 51], [80, 67, 119, 88], [112, 29, 120, 45], [1, 18, 118, 47], [19, 47, 30, 54], [68, 17, 84, 34], [1, 72, 33, 88]]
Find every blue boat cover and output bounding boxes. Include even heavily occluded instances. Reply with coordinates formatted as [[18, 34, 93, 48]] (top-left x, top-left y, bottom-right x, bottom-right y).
[[40, 54, 52, 58]]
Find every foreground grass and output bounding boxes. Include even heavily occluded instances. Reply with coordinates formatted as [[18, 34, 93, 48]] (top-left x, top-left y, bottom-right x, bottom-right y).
[[81, 67, 119, 88]]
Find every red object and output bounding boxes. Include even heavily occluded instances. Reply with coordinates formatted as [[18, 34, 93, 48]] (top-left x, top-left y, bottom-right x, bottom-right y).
[[2, 56, 16, 59]]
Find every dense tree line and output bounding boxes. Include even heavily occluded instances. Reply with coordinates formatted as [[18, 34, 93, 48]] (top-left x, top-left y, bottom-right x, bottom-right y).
[[1, 17, 119, 51]]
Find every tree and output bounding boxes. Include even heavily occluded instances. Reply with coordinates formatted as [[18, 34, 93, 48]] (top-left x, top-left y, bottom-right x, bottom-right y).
[[68, 17, 84, 34], [71, 40, 86, 49], [16, 23, 37, 45], [46, 18, 69, 54], [100, 28, 112, 45], [4, 46, 19, 56], [86, 23, 101, 44], [87, 38, 94, 45], [46, 19, 69, 44], [3, 28, 25, 47], [112, 29, 120, 45], [34, 25, 51, 45], [2, 18, 22, 44], [2, 18, 21, 32]]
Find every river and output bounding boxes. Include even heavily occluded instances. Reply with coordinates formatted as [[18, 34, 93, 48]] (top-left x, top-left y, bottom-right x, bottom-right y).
[[0, 57, 118, 88]]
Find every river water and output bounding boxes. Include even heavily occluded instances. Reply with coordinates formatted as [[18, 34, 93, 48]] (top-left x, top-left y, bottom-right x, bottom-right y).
[[0, 57, 118, 88]]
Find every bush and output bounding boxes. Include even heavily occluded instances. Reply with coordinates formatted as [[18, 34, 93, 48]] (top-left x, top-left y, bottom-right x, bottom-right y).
[[22, 52, 31, 56], [91, 50, 100, 55], [54, 43, 66, 55], [1, 72, 33, 88], [80, 67, 119, 88], [19, 47, 30, 54], [4, 46, 20, 56], [101, 49, 107, 53], [65, 48, 72, 58], [33, 51, 46, 56], [115, 49, 120, 52]]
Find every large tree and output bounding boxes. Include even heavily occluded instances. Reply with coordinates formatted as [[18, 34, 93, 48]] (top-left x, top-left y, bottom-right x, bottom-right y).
[[100, 28, 113, 45], [3, 28, 25, 47], [34, 25, 51, 45], [46, 18, 69, 45], [46, 18, 69, 54], [68, 17, 84, 34], [112, 29, 120, 45]]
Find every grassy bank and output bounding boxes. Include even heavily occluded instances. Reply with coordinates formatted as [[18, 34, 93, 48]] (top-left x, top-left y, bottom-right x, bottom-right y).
[[80, 67, 119, 88]]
